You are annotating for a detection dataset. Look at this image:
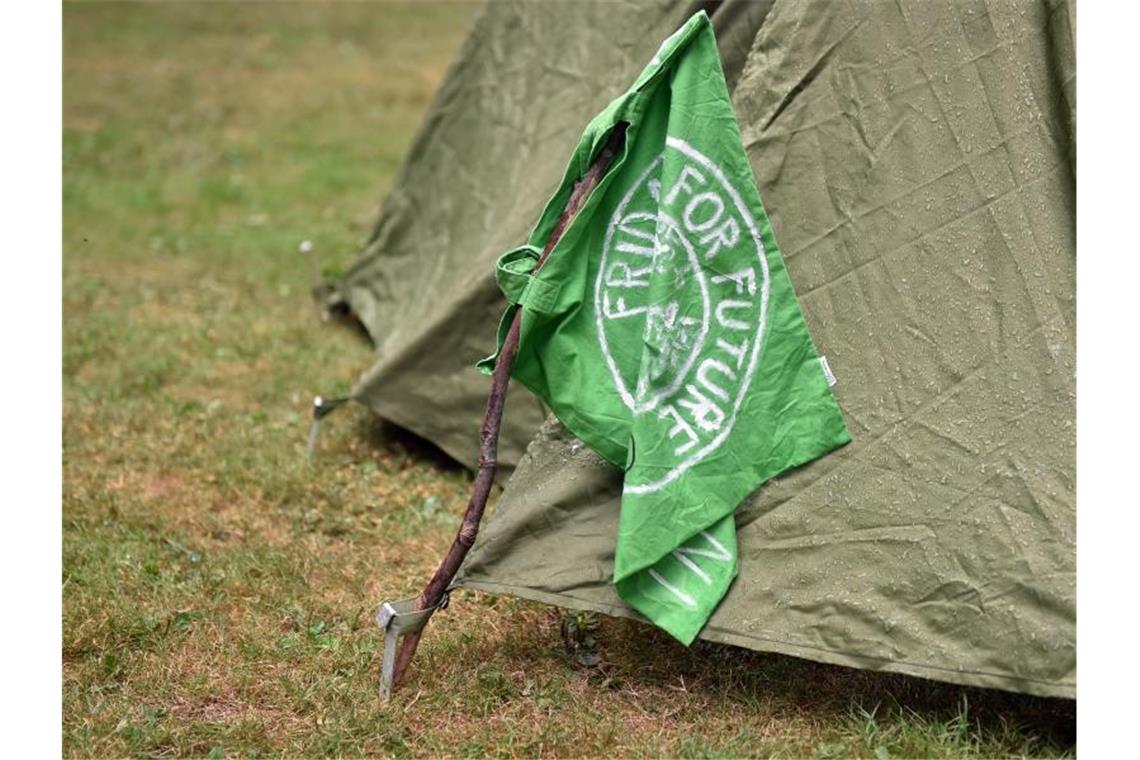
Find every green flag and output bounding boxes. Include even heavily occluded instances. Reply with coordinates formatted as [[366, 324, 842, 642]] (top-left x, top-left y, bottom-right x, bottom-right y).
[[480, 11, 850, 644]]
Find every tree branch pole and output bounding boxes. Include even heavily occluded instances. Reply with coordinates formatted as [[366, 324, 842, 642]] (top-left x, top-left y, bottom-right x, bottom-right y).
[[389, 122, 628, 690]]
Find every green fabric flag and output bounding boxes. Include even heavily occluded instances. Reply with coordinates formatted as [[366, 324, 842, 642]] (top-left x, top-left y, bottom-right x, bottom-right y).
[[480, 11, 850, 644]]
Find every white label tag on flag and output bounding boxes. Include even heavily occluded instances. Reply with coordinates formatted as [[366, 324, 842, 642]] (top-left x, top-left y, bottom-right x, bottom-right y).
[[819, 356, 838, 387]]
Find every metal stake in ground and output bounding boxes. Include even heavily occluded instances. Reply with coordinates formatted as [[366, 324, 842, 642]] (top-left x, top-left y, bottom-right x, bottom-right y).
[[386, 123, 628, 692]]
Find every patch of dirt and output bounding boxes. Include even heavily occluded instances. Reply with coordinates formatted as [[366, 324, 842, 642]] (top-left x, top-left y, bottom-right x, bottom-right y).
[[170, 691, 247, 722], [140, 472, 186, 503]]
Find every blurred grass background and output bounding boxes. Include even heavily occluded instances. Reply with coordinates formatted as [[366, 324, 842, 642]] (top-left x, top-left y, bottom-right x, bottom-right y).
[[63, 2, 1075, 757]]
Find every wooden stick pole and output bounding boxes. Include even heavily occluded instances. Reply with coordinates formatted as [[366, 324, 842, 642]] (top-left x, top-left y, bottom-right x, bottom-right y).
[[389, 123, 628, 690]]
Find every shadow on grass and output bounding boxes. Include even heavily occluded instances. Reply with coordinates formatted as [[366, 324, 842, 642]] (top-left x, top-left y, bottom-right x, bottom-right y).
[[598, 618, 1076, 754], [354, 413, 467, 477], [311, 281, 375, 348]]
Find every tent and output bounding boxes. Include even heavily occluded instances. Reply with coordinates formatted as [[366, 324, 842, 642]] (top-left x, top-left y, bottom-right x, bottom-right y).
[[318, 0, 771, 471], [321, 0, 1075, 698]]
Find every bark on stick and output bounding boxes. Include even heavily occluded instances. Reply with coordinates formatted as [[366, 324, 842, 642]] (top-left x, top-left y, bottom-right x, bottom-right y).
[[389, 123, 628, 691]]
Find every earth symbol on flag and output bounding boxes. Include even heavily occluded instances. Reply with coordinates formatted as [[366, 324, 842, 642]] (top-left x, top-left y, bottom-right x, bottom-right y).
[[594, 137, 771, 493]]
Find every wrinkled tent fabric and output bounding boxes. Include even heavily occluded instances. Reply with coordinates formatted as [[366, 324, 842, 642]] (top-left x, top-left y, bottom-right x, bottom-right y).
[[319, 0, 724, 471], [325, 0, 1075, 698], [456, 0, 1076, 699]]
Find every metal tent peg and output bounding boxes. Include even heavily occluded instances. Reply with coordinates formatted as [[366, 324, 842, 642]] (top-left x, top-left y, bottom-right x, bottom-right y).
[[375, 593, 448, 700]]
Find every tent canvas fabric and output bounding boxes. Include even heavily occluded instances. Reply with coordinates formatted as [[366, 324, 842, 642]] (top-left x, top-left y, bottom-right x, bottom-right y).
[[325, 0, 1075, 698], [319, 0, 740, 472]]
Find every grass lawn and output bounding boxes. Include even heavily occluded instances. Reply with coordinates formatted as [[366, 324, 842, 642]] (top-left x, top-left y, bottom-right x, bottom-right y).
[[63, 2, 1075, 757]]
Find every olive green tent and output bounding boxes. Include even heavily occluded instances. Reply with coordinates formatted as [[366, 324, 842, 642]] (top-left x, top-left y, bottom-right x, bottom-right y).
[[321, 0, 1075, 698]]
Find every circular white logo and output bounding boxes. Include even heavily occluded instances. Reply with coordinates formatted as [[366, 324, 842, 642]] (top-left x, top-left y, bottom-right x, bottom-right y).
[[594, 137, 771, 493]]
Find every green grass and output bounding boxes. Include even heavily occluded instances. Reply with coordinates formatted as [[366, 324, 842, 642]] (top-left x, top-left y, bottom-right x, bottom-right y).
[[62, 2, 1075, 757]]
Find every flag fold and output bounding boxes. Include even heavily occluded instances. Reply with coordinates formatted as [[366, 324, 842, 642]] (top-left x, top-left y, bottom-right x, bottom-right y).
[[480, 11, 850, 644]]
